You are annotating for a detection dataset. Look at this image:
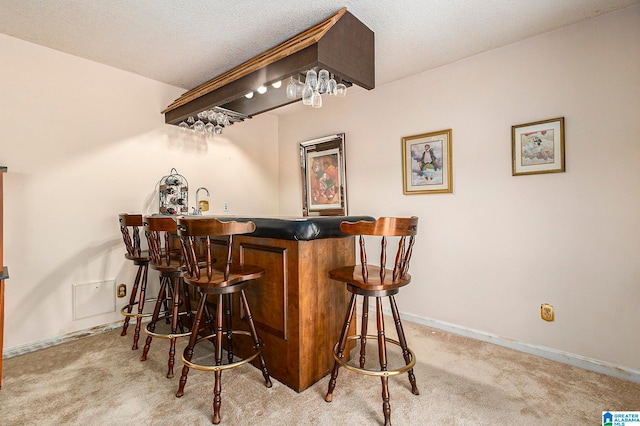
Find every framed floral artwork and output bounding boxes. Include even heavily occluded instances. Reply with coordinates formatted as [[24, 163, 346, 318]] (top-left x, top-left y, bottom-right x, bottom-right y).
[[512, 117, 565, 176]]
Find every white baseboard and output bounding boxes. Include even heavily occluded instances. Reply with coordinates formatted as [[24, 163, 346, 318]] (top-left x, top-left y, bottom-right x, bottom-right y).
[[5, 313, 640, 385], [3, 321, 123, 359], [399, 312, 640, 385]]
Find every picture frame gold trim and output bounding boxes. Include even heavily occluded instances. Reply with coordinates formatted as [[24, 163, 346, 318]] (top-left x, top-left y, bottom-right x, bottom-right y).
[[402, 129, 453, 195], [300, 133, 347, 216], [512, 117, 565, 176]]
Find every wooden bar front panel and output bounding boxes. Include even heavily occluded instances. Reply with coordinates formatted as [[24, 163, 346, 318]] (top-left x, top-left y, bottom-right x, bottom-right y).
[[229, 235, 354, 392]]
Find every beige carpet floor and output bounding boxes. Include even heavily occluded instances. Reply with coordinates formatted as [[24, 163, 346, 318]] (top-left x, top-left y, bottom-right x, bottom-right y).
[[1, 319, 638, 425]]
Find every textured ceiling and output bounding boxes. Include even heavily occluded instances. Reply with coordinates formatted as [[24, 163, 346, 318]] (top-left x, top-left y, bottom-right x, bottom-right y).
[[1, 0, 637, 91]]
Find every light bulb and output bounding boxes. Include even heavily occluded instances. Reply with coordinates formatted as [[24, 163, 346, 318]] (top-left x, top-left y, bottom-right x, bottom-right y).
[[271, 81, 282, 89], [257, 86, 267, 94], [245, 92, 254, 99]]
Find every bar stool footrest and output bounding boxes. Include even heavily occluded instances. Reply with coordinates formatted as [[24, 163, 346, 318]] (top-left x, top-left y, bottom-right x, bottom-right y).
[[182, 330, 263, 372], [119, 298, 171, 319], [144, 311, 194, 339], [333, 334, 416, 377]]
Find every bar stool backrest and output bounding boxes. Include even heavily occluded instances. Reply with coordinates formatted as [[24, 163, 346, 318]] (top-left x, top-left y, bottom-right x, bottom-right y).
[[339, 216, 418, 284], [177, 218, 256, 282], [119, 213, 144, 258], [143, 216, 179, 268]]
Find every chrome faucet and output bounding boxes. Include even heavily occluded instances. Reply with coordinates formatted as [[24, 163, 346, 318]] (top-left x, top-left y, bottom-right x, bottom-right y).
[[192, 187, 210, 215]]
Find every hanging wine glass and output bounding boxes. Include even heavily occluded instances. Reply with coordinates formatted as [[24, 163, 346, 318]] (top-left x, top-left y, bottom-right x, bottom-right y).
[[336, 83, 347, 97], [193, 120, 205, 133], [317, 69, 329, 94], [302, 83, 314, 105], [311, 90, 322, 108], [327, 74, 337, 95], [296, 75, 304, 95], [305, 69, 317, 91], [286, 76, 297, 99], [204, 122, 215, 133]]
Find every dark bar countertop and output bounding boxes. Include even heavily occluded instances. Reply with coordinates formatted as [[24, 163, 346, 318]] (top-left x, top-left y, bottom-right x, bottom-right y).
[[185, 215, 375, 241]]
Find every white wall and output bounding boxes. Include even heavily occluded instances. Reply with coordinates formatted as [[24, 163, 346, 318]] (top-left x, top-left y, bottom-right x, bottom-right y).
[[2, 5, 638, 375], [0, 33, 279, 349], [277, 6, 640, 370]]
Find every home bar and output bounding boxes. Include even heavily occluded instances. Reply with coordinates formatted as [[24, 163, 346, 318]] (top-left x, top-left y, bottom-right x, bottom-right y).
[[190, 214, 374, 392], [115, 8, 396, 419]]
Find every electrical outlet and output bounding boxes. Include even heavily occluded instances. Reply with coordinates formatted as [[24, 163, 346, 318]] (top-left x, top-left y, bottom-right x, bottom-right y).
[[541, 303, 554, 321], [223, 201, 229, 212], [117, 284, 127, 298]]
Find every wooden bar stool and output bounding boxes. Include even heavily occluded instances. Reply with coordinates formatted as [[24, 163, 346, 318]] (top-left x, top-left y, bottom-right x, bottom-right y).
[[324, 217, 420, 426], [176, 217, 272, 425], [118, 213, 154, 350], [140, 216, 193, 379]]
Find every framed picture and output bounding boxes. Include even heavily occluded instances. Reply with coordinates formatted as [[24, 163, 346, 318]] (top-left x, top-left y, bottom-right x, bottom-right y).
[[512, 117, 565, 176], [402, 129, 453, 194], [300, 133, 347, 216]]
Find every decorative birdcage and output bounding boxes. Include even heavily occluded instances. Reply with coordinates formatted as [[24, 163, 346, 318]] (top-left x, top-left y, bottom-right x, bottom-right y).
[[157, 168, 188, 215]]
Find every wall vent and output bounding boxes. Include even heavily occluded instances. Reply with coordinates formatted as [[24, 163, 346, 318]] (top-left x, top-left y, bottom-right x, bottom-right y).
[[73, 280, 116, 320]]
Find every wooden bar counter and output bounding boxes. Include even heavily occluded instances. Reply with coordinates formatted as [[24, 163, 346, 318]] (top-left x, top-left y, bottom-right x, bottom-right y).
[[202, 215, 373, 392]]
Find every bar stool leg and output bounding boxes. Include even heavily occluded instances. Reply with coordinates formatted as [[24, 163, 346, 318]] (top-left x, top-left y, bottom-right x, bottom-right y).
[[140, 276, 169, 361], [376, 297, 391, 426], [213, 370, 222, 424], [203, 301, 217, 351], [325, 293, 358, 403], [167, 276, 182, 379], [389, 294, 419, 395], [132, 263, 149, 350], [176, 291, 207, 398], [359, 295, 369, 368], [224, 293, 233, 364], [121, 262, 144, 337], [239, 289, 272, 387], [171, 280, 186, 335], [182, 281, 194, 330], [212, 293, 224, 425]]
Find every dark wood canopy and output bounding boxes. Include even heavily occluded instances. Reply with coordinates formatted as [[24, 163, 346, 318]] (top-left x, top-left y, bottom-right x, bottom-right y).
[[163, 8, 374, 125]]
